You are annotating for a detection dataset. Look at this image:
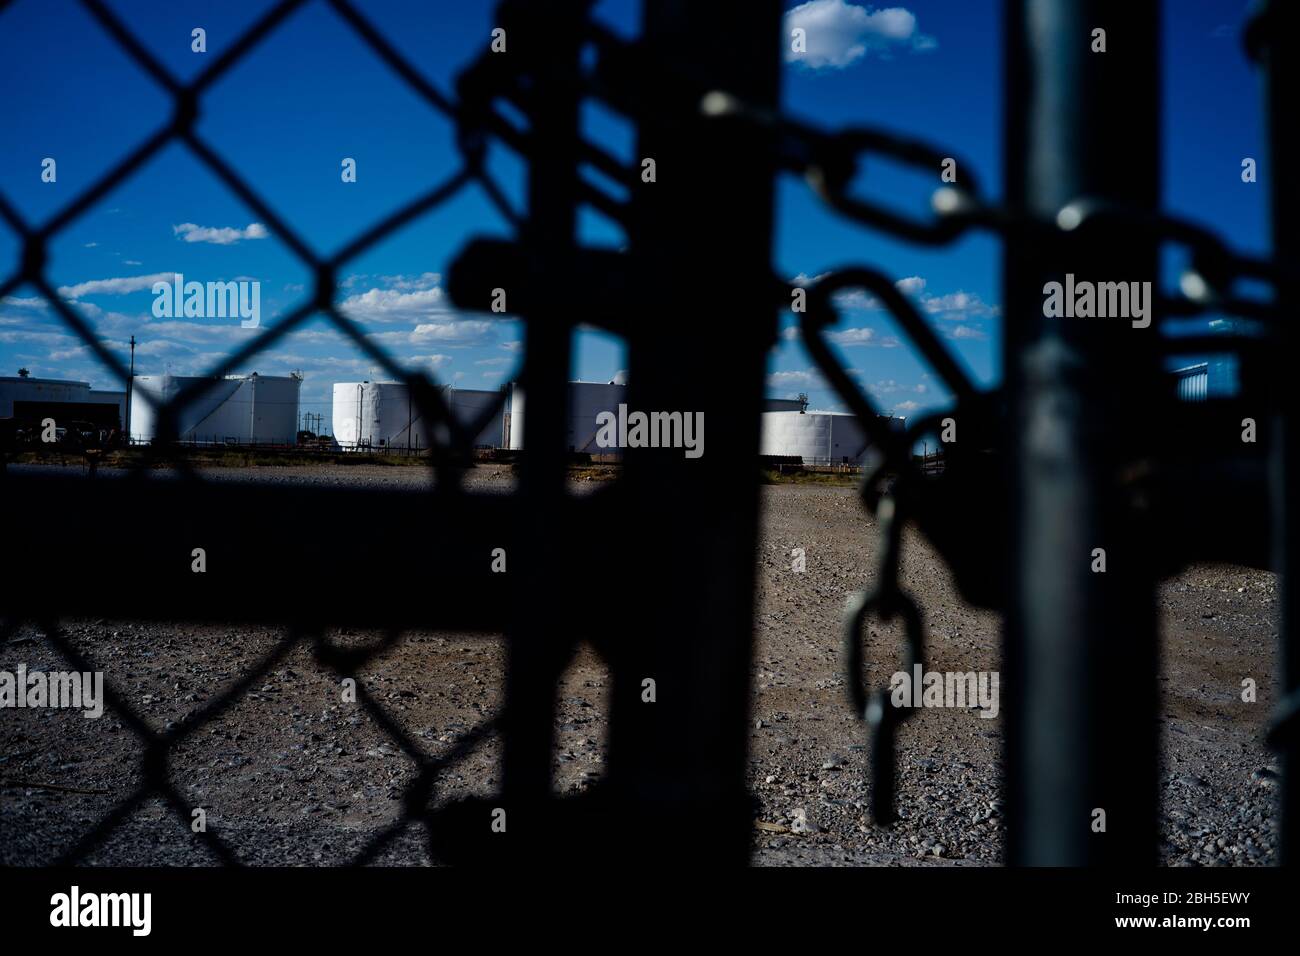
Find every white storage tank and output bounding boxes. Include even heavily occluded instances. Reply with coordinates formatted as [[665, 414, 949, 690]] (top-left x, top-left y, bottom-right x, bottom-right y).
[[761, 410, 903, 466], [504, 382, 524, 450], [332, 382, 504, 450], [130, 373, 300, 444], [567, 381, 627, 453], [505, 380, 628, 453], [447, 386, 505, 448]]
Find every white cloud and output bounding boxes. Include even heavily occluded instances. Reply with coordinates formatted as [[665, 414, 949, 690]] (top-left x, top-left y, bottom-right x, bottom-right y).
[[893, 399, 921, 413], [792, 271, 830, 287], [284, 328, 345, 345], [767, 368, 827, 390], [824, 275, 928, 312], [172, 222, 269, 245], [831, 289, 876, 310], [57, 272, 176, 299], [366, 318, 496, 349], [140, 321, 256, 344], [131, 339, 199, 358], [785, 1, 936, 70], [805, 270, 998, 326], [1, 296, 47, 310], [921, 290, 998, 321], [872, 379, 927, 394], [828, 326, 877, 346], [0, 329, 79, 346], [337, 274, 452, 324], [378, 272, 441, 292], [410, 320, 495, 347]]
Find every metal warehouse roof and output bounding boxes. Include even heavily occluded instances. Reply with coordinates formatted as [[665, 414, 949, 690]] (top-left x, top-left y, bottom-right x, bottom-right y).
[[1, 376, 93, 387]]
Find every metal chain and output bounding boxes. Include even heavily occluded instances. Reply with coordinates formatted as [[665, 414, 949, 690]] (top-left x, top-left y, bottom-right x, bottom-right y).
[[689, 40, 1295, 827], [3, 0, 1292, 860], [843, 490, 925, 826]]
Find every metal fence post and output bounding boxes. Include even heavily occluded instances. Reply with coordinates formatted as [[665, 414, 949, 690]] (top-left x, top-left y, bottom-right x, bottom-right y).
[[1003, 0, 1162, 865], [1248, 0, 1300, 863], [500, 0, 584, 817], [600, 0, 781, 862]]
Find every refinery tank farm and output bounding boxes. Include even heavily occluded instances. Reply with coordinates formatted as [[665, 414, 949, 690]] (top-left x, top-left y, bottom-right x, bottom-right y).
[[1, 369, 906, 465]]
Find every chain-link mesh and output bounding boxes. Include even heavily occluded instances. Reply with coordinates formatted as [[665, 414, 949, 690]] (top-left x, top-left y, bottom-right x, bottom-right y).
[[0, 0, 548, 866], [1, 0, 1294, 866]]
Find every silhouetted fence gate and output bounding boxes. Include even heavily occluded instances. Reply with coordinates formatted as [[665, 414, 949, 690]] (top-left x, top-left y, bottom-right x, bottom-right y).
[[0, 0, 1294, 867]]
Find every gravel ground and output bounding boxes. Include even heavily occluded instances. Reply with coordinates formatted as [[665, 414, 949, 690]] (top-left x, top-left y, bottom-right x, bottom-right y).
[[0, 463, 1280, 866]]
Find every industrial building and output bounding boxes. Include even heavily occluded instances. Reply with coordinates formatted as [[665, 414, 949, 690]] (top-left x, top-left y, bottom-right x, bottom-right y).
[[129, 372, 301, 445], [332, 382, 504, 450], [0, 373, 125, 429], [1171, 359, 1236, 403]]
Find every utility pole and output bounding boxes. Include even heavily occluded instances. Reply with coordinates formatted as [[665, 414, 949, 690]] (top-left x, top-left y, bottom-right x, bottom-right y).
[[125, 335, 135, 442], [248, 372, 257, 445]]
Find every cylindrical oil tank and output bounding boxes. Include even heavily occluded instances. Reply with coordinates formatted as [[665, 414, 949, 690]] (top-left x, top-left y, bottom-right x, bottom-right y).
[[446, 387, 504, 448], [332, 382, 504, 450], [505, 380, 628, 453], [130, 373, 300, 444], [505, 382, 525, 450], [567, 382, 626, 452], [331, 382, 423, 450], [761, 410, 892, 465]]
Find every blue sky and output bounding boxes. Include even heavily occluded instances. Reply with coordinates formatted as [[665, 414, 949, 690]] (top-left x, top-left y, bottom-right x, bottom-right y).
[[0, 0, 1267, 426]]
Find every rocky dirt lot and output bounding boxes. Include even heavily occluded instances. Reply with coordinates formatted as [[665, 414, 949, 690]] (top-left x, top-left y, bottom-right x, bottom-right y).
[[0, 463, 1281, 866]]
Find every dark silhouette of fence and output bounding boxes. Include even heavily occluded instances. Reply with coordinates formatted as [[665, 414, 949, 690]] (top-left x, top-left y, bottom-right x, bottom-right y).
[[0, 0, 1293, 867]]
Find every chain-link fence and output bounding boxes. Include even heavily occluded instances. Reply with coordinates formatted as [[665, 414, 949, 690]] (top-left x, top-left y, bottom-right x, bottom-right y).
[[2, 0, 1295, 866]]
